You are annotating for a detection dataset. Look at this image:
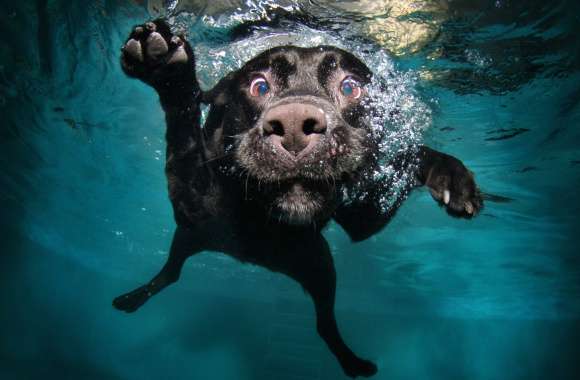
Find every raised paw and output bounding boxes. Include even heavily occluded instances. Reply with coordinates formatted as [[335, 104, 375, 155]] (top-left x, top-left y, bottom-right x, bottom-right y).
[[341, 356, 378, 378], [121, 19, 195, 90], [112, 285, 153, 313], [426, 156, 483, 218]]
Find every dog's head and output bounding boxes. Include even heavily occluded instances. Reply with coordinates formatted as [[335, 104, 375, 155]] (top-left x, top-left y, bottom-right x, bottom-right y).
[[205, 45, 376, 225]]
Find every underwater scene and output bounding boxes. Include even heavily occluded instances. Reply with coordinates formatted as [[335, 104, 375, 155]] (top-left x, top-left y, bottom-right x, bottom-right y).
[[1, 0, 579, 379]]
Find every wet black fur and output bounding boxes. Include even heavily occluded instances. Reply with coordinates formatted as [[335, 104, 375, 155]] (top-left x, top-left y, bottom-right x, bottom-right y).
[[113, 19, 483, 378]]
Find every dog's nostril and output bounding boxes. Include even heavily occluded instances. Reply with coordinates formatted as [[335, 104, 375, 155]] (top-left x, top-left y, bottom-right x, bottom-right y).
[[303, 118, 316, 135], [303, 118, 326, 135], [264, 120, 285, 136]]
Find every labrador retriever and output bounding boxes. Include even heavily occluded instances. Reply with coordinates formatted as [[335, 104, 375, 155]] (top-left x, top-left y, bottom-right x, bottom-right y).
[[113, 19, 482, 378]]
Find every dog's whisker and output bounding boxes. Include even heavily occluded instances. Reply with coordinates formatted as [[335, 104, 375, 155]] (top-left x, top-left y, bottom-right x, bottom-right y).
[[244, 172, 250, 200]]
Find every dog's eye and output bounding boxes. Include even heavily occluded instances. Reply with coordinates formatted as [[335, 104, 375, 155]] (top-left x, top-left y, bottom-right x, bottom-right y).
[[340, 77, 362, 99], [250, 77, 270, 97]]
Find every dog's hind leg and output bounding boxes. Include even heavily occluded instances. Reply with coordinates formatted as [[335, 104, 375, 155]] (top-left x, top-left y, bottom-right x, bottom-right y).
[[113, 226, 199, 313], [283, 236, 378, 378]]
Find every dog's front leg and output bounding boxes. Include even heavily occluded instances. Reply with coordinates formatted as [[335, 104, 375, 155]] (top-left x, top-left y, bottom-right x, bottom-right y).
[[113, 226, 200, 313], [120, 18, 201, 145]]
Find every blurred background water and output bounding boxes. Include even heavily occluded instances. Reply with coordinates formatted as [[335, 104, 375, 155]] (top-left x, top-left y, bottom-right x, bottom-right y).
[[1, 0, 579, 379]]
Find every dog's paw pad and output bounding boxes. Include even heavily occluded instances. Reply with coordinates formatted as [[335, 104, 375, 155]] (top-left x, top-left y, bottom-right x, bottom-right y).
[[167, 36, 188, 64], [120, 19, 193, 85], [124, 39, 143, 62], [146, 32, 169, 59]]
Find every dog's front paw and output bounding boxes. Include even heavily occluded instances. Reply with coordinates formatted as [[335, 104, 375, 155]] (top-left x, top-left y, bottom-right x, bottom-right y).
[[426, 156, 483, 218], [341, 355, 378, 378], [121, 19, 195, 90]]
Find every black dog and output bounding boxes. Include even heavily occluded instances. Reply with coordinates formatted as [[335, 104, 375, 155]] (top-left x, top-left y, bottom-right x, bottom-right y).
[[113, 19, 482, 378]]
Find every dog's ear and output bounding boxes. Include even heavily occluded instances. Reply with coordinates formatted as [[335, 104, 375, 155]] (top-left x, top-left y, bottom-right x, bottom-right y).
[[202, 72, 236, 106]]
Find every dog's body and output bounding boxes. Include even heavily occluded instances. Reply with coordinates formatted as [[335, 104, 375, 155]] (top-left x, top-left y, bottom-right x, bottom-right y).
[[113, 20, 482, 378]]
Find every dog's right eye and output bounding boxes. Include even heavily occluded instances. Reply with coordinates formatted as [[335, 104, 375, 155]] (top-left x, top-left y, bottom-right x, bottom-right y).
[[340, 76, 362, 99], [250, 77, 270, 97]]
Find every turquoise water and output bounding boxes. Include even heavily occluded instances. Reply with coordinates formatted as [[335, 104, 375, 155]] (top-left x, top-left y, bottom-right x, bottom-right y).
[[1, 0, 579, 379]]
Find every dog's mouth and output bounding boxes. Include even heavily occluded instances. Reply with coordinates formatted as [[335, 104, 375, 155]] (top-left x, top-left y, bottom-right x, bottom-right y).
[[226, 102, 371, 225], [229, 127, 370, 225], [267, 179, 335, 225]]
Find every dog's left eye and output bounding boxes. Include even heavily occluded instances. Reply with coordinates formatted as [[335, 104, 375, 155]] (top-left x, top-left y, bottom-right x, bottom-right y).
[[250, 77, 270, 97], [340, 77, 362, 99]]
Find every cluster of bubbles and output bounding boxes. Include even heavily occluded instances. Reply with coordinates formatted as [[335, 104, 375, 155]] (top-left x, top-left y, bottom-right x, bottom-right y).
[[165, 2, 432, 212], [354, 48, 431, 211]]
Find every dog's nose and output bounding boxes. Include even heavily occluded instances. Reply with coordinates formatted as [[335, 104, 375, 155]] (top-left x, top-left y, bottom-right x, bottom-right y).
[[263, 103, 327, 155]]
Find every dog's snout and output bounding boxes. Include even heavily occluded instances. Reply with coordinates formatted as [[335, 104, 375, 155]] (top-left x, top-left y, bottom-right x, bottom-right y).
[[263, 103, 327, 155]]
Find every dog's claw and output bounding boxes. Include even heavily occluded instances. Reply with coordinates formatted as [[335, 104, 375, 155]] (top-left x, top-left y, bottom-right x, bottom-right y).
[[443, 189, 450, 205], [145, 21, 156, 32], [465, 201, 474, 214], [170, 35, 183, 46]]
